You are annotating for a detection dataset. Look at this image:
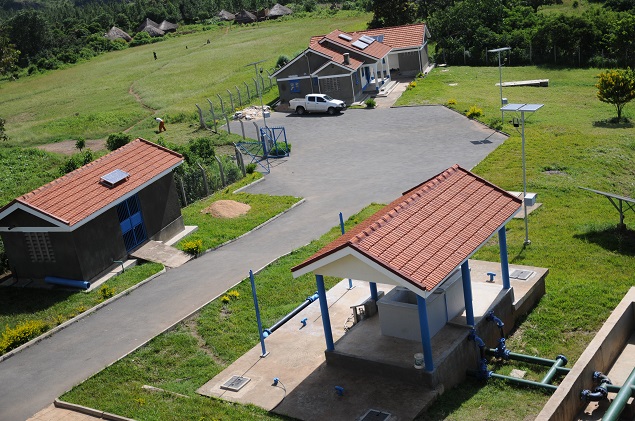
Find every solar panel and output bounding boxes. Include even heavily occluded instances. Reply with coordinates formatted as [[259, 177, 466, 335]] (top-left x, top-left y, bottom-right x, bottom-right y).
[[359, 35, 375, 44], [352, 40, 369, 50], [101, 169, 130, 188], [371, 34, 384, 43], [338, 33, 352, 41]]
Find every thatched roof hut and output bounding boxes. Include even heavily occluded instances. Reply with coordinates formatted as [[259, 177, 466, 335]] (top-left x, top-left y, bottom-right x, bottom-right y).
[[105, 26, 132, 42], [136, 18, 160, 32], [269, 3, 292, 18], [159, 20, 178, 32], [142, 25, 165, 37], [234, 10, 257, 24], [218, 10, 235, 21]]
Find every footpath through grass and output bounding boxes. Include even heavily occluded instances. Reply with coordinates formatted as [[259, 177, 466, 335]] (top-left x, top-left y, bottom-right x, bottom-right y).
[[61, 205, 383, 419]]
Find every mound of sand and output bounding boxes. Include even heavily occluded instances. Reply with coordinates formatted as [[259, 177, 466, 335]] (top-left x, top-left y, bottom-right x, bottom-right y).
[[202, 200, 251, 218]]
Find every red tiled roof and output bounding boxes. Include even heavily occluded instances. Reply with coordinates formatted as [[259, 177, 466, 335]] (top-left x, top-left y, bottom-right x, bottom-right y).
[[5, 138, 183, 227], [292, 165, 521, 291], [321, 29, 392, 60], [309, 35, 363, 70], [358, 23, 426, 50]]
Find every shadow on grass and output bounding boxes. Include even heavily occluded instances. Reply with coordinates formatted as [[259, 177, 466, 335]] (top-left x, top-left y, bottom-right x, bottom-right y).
[[415, 377, 484, 420], [574, 225, 635, 256], [0, 287, 74, 316], [592, 118, 633, 128]]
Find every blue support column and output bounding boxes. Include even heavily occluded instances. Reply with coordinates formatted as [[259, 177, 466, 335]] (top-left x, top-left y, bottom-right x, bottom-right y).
[[249, 270, 268, 357], [461, 261, 475, 327], [416, 295, 434, 371], [499, 227, 511, 290], [339, 212, 353, 290], [369, 282, 378, 301], [316, 274, 335, 351]]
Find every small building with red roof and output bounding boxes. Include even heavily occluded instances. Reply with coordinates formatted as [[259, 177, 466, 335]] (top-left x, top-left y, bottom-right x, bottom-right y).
[[292, 164, 522, 372], [272, 23, 431, 105], [0, 138, 185, 283]]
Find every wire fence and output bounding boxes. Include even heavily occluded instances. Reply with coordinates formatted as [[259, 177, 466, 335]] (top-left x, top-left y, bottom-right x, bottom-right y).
[[174, 153, 247, 207], [195, 69, 277, 133]]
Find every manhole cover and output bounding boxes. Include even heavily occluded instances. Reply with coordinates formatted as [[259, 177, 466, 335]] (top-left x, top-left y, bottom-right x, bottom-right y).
[[359, 409, 392, 421], [220, 375, 251, 392], [510, 269, 533, 280]]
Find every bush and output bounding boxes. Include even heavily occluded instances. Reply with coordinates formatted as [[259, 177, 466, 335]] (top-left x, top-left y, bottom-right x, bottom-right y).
[[406, 81, 417, 90], [130, 31, 152, 47], [59, 156, 80, 175], [0, 319, 49, 354], [446, 98, 457, 107], [466, 105, 483, 119], [227, 290, 240, 300], [106, 132, 131, 151], [276, 55, 290, 69], [98, 285, 116, 301], [246, 163, 257, 174], [182, 239, 203, 255], [365, 98, 376, 108]]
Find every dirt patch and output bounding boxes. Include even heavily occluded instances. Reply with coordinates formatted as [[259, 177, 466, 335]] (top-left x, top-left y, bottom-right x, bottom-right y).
[[37, 139, 107, 156], [202, 200, 251, 218]]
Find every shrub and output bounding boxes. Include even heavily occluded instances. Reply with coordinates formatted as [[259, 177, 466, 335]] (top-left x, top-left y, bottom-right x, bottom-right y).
[[59, 156, 80, 175], [365, 98, 376, 108], [276, 55, 290, 69], [130, 31, 152, 47], [75, 138, 86, 151], [0, 320, 49, 354], [227, 290, 240, 300], [406, 81, 417, 90], [81, 149, 93, 166], [446, 98, 457, 107], [246, 163, 257, 174], [182, 239, 203, 255], [466, 105, 483, 119], [221, 295, 231, 304], [106, 132, 131, 151], [98, 285, 116, 301]]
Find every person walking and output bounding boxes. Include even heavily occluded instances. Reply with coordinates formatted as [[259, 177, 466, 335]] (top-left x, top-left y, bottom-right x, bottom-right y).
[[155, 117, 166, 132]]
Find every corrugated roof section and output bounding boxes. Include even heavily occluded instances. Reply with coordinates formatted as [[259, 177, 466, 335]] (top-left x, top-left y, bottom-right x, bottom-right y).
[[292, 165, 521, 291], [13, 138, 183, 227]]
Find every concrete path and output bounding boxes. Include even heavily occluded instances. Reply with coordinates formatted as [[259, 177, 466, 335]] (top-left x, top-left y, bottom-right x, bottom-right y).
[[0, 106, 506, 421]]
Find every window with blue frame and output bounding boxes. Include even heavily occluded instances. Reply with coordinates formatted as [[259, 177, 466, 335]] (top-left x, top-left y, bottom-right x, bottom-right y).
[[289, 80, 300, 93]]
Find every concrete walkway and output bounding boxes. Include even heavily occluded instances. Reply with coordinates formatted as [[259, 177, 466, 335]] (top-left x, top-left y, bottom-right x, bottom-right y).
[[0, 106, 507, 421]]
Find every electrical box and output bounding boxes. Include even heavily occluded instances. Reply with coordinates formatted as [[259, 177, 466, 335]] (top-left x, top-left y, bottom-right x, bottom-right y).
[[524, 193, 537, 207]]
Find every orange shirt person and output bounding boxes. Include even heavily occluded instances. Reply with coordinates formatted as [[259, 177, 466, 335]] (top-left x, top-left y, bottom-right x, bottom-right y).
[[155, 117, 166, 132]]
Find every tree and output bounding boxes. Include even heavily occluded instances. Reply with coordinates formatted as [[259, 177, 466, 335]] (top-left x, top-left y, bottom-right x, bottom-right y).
[[75, 138, 86, 151], [7, 10, 52, 66], [368, 0, 418, 29], [0, 117, 8, 142], [0, 32, 20, 77], [106, 132, 131, 151], [596, 68, 635, 122]]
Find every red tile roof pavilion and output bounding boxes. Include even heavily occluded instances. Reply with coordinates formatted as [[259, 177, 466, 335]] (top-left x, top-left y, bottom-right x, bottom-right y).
[[0, 138, 183, 229], [292, 165, 521, 294]]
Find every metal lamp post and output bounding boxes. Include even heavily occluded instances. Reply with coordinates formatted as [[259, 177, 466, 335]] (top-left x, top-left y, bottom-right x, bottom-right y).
[[500, 103, 544, 246], [245, 59, 268, 128], [488, 47, 511, 122]]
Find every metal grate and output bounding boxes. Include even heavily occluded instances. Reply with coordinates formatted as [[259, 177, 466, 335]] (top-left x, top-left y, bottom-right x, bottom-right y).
[[220, 375, 250, 392], [510, 269, 534, 280], [359, 409, 392, 421]]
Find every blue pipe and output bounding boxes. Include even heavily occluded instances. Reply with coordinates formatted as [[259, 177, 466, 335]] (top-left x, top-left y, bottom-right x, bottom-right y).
[[581, 371, 612, 402], [45, 276, 90, 290], [468, 329, 492, 380], [487, 311, 509, 359], [263, 292, 319, 336]]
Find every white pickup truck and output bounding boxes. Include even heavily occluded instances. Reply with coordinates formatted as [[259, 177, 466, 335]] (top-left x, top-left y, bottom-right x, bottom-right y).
[[289, 94, 346, 115]]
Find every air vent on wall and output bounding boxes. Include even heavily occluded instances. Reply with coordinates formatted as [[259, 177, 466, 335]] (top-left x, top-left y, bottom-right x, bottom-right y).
[[100, 169, 130, 188], [338, 33, 353, 41]]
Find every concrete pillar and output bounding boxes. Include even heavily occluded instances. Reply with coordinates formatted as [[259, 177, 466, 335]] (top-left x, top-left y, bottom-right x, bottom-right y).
[[461, 261, 475, 327], [499, 227, 511, 290], [316, 274, 334, 351]]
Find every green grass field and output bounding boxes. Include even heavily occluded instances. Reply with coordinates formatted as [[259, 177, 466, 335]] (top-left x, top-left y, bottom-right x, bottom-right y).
[[0, 12, 371, 147]]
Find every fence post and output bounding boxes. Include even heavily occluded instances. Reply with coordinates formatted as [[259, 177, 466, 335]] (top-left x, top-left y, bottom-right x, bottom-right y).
[[215, 156, 226, 187], [235, 146, 246, 177], [178, 177, 187, 207], [240, 119, 246, 139], [197, 163, 209, 196], [195, 104, 207, 129], [217, 93, 225, 116], [253, 77, 259, 97], [267, 71, 273, 89], [244, 81, 250, 100], [236, 85, 242, 107], [260, 74, 265, 92], [227, 89, 234, 113], [224, 114, 231, 134], [207, 99, 217, 133]]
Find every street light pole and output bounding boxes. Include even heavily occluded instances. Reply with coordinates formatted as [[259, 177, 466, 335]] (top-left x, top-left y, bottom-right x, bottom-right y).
[[488, 47, 511, 122], [501, 103, 543, 246]]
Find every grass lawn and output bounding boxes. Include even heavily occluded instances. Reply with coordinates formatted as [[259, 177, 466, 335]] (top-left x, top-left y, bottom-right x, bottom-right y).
[[62, 65, 635, 420]]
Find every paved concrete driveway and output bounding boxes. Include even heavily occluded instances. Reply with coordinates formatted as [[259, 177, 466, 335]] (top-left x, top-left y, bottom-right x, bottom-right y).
[[0, 106, 506, 421]]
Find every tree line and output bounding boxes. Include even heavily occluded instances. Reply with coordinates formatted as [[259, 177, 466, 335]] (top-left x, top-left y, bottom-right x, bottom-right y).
[[371, 0, 635, 68]]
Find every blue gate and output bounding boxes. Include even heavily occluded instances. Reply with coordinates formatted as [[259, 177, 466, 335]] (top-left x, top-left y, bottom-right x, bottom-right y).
[[117, 194, 147, 252]]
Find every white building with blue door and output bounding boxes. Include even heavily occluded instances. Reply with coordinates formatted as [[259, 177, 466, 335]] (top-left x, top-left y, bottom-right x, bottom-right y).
[[0, 139, 184, 283]]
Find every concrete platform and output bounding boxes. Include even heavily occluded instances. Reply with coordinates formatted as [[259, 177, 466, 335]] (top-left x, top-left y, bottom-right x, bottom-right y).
[[130, 240, 192, 268], [198, 259, 547, 420]]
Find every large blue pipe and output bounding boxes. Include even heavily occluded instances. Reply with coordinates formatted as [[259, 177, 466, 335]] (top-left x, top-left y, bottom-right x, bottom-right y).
[[45, 276, 90, 290], [264, 293, 319, 336]]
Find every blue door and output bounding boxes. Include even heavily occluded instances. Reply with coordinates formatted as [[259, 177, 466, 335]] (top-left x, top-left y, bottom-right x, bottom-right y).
[[117, 194, 147, 252]]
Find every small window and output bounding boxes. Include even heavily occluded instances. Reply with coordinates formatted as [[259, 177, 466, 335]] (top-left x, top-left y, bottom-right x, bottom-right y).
[[308, 96, 316, 102], [25, 232, 55, 263], [317, 97, 326, 102], [289, 80, 300, 93]]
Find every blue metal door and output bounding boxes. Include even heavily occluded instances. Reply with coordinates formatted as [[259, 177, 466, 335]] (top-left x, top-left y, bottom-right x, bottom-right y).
[[117, 194, 147, 252]]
